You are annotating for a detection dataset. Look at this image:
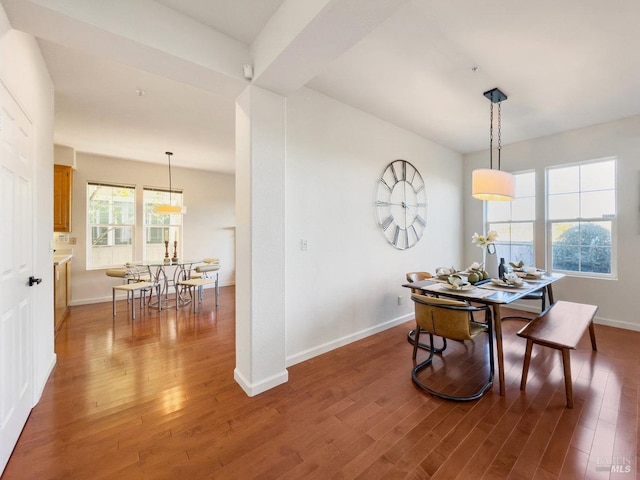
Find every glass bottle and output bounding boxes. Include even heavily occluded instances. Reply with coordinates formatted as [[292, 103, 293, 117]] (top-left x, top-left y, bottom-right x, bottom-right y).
[[498, 257, 506, 280]]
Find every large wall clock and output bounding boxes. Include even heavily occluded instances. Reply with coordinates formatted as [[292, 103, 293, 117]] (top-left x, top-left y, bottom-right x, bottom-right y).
[[375, 159, 427, 250]]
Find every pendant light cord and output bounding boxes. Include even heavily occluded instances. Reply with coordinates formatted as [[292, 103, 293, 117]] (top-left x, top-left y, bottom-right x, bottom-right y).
[[489, 102, 494, 170], [166, 151, 173, 205], [497, 102, 502, 171]]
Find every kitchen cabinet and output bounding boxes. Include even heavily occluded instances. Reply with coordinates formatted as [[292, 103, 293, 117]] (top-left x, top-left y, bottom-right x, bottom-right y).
[[54, 164, 73, 232], [54, 256, 72, 332]]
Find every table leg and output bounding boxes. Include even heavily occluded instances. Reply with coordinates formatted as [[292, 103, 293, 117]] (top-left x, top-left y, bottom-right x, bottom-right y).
[[146, 265, 165, 309], [492, 304, 505, 396]]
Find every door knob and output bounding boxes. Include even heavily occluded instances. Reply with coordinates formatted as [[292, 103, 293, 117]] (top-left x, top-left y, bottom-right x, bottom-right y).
[[28, 276, 42, 286]]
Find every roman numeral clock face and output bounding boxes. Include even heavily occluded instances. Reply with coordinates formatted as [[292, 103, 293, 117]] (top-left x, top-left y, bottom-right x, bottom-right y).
[[375, 160, 427, 250]]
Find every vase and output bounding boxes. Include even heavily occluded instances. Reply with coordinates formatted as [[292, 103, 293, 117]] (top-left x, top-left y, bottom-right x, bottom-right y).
[[483, 243, 499, 279]]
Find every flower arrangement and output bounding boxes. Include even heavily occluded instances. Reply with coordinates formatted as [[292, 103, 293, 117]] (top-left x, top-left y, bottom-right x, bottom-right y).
[[471, 230, 498, 248]]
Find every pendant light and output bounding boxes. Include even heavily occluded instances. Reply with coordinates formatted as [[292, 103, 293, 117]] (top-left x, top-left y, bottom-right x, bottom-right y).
[[472, 88, 515, 202], [154, 151, 186, 214]]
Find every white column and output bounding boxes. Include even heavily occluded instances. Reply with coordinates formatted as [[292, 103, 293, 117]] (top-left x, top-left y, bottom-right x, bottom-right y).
[[234, 85, 287, 396]]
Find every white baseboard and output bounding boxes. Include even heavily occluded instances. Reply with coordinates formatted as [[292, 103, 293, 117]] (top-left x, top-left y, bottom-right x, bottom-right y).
[[70, 281, 234, 306], [593, 315, 640, 332], [33, 353, 56, 407], [234, 368, 289, 397], [285, 313, 414, 368], [508, 302, 638, 331]]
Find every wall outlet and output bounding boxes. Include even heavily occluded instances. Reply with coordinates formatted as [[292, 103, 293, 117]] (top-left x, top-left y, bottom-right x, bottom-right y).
[[301, 239, 308, 251], [397, 295, 403, 306]]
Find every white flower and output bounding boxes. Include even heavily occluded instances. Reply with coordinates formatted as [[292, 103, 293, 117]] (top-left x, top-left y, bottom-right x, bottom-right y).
[[472, 230, 499, 248]]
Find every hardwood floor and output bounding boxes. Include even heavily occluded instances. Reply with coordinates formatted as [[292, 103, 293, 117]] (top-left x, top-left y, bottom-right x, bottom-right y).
[[3, 288, 639, 479]]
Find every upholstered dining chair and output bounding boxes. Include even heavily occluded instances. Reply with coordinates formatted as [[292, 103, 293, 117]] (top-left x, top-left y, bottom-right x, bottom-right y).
[[177, 258, 221, 311], [405, 271, 433, 292], [405, 271, 441, 352], [107, 264, 158, 318], [410, 293, 494, 401]]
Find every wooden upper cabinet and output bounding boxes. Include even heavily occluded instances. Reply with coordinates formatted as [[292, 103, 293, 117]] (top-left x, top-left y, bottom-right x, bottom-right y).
[[54, 164, 73, 232]]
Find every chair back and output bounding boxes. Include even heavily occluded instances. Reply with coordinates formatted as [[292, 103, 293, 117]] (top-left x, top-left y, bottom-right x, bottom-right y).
[[411, 294, 475, 341], [406, 272, 433, 294], [406, 271, 432, 283]]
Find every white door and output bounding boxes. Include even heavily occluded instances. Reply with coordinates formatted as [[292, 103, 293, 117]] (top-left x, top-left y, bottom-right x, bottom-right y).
[[0, 82, 34, 472]]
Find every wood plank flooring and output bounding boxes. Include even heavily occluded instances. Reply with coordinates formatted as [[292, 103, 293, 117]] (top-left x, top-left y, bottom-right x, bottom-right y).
[[2, 288, 639, 479]]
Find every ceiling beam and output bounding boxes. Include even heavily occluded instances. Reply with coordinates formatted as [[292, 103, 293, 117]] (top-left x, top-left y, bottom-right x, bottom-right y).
[[1, 0, 251, 97], [251, 0, 409, 96]]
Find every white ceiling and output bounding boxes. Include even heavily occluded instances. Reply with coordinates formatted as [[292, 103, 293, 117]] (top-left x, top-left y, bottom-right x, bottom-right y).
[[4, 0, 640, 172]]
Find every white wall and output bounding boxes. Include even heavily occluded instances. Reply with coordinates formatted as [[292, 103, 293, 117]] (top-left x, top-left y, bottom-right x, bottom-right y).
[[65, 152, 235, 305], [285, 87, 464, 365], [0, 20, 56, 398], [464, 115, 640, 330]]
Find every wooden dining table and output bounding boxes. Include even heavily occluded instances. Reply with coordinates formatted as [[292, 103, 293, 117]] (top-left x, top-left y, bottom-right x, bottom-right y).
[[403, 272, 565, 396]]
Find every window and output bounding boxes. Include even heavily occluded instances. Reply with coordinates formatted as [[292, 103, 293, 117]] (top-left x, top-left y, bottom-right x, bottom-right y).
[[547, 158, 616, 276], [87, 183, 135, 268], [143, 188, 183, 261], [487, 171, 536, 266]]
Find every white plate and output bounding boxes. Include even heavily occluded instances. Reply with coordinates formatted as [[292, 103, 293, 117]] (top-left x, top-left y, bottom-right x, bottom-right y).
[[442, 283, 476, 292], [491, 278, 527, 288], [515, 271, 543, 279]]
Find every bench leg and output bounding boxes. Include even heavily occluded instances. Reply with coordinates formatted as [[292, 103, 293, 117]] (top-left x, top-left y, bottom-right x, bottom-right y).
[[520, 339, 533, 391], [561, 348, 573, 408], [589, 321, 597, 351]]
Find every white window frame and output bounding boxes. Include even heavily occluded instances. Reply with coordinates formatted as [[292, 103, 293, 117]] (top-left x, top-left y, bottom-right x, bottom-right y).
[[142, 187, 184, 262], [545, 157, 617, 279], [486, 170, 536, 267], [86, 182, 136, 270]]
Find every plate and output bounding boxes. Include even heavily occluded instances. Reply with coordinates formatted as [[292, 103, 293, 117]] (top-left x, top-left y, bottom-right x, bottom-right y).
[[442, 283, 476, 292], [491, 278, 527, 288], [515, 271, 543, 279]]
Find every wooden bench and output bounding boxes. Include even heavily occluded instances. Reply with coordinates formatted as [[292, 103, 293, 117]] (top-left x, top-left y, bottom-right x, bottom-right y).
[[517, 300, 598, 408]]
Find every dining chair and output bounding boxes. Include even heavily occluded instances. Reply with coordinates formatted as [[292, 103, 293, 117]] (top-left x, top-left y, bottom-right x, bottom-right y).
[[410, 293, 494, 401], [177, 258, 221, 311], [405, 271, 432, 292], [405, 271, 443, 352], [108, 264, 159, 317]]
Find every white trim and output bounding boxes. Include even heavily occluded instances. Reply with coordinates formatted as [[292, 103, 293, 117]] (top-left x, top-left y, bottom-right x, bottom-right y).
[[286, 313, 413, 367], [233, 368, 288, 397], [506, 303, 638, 332], [32, 354, 56, 407], [69, 281, 234, 306]]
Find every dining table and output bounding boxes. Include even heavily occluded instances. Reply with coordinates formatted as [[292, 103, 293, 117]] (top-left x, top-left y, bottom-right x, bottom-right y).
[[403, 271, 565, 396]]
